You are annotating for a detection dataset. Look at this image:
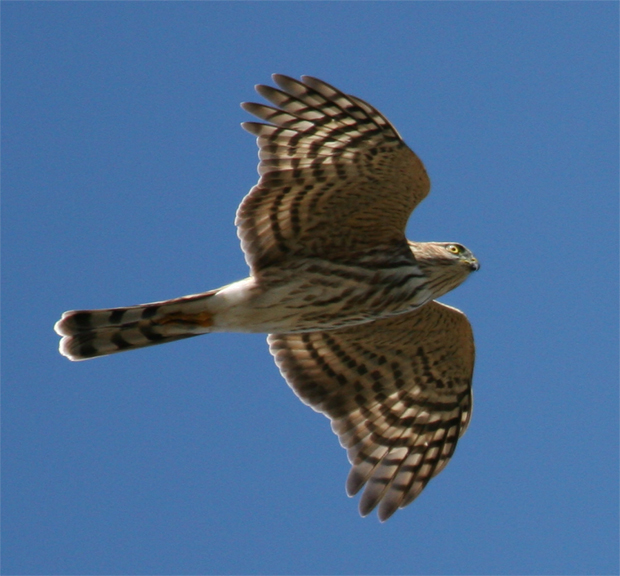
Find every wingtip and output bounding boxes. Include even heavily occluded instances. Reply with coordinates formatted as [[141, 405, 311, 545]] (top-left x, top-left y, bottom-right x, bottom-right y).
[[240, 121, 264, 136], [240, 102, 260, 116], [272, 73, 300, 91], [299, 74, 318, 84], [346, 468, 365, 497], [377, 499, 399, 523]]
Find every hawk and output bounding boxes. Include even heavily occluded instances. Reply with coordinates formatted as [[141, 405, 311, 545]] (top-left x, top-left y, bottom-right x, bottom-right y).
[[55, 75, 479, 521]]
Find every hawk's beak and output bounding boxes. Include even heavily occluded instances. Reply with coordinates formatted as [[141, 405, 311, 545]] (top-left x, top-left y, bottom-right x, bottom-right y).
[[469, 259, 480, 271]]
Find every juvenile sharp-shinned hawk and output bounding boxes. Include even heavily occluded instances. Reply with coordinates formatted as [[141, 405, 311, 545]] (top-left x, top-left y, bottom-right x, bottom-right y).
[[55, 74, 479, 521]]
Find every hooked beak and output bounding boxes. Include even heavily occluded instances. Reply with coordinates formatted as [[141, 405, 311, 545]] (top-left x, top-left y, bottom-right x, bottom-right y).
[[469, 258, 480, 271]]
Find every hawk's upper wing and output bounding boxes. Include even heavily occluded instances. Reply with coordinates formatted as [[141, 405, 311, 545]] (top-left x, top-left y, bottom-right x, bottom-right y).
[[236, 75, 430, 273], [268, 301, 474, 521]]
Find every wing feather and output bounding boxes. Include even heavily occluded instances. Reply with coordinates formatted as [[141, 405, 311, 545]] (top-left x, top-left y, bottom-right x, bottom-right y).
[[268, 300, 474, 521], [237, 74, 430, 272]]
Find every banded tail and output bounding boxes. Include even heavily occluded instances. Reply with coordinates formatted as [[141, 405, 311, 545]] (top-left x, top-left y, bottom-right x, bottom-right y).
[[55, 290, 218, 361]]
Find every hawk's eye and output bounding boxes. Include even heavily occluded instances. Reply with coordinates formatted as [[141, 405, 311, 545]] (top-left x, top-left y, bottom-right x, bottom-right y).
[[447, 245, 460, 254]]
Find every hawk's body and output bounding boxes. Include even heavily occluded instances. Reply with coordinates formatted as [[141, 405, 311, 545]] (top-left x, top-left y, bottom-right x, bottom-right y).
[[55, 75, 479, 521]]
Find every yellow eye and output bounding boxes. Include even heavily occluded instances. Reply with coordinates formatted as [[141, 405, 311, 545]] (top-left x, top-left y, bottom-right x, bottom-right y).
[[447, 245, 460, 254]]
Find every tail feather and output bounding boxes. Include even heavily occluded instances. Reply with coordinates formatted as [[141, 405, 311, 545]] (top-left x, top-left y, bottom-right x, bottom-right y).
[[55, 290, 217, 361]]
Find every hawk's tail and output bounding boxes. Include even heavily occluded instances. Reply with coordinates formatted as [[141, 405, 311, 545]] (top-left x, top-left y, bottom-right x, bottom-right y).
[[54, 290, 218, 361]]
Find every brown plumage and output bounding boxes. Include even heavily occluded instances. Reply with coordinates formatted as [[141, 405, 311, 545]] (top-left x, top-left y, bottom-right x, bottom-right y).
[[55, 75, 479, 521]]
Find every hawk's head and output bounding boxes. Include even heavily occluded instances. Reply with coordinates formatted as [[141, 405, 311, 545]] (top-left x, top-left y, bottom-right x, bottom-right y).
[[407, 241, 479, 299]]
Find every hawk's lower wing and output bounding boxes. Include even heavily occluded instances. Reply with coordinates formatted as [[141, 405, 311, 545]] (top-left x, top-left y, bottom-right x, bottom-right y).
[[268, 301, 475, 521]]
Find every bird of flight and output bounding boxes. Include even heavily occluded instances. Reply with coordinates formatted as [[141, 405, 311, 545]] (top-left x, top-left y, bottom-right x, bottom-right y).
[[55, 74, 479, 521]]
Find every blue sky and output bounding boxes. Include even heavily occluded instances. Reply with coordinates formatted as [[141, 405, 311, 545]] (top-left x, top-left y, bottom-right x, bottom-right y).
[[3, 2, 618, 575]]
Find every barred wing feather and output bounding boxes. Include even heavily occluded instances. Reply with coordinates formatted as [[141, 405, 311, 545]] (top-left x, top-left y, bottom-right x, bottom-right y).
[[268, 301, 474, 521], [237, 74, 430, 272]]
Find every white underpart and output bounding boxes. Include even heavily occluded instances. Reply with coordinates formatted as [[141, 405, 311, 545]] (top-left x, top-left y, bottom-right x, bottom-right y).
[[205, 256, 435, 334]]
